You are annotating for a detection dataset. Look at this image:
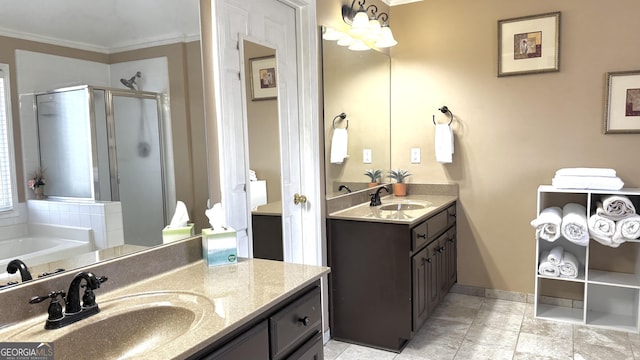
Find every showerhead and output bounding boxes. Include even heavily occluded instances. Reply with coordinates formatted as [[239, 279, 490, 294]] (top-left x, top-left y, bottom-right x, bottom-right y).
[[120, 71, 142, 90]]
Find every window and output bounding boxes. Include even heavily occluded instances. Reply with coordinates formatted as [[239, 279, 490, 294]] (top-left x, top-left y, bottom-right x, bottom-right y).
[[0, 64, 16, 212]]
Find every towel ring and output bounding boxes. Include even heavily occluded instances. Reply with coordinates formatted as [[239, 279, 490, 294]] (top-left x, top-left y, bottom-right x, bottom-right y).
[[433, 105, 453, 125], [332, 112, 348, 129]]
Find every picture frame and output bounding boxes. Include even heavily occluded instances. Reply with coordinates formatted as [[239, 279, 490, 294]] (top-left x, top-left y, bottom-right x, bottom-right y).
[[604, 70, 640, 134], [498, 12, 560, 77], [249, 56, 277, 100]]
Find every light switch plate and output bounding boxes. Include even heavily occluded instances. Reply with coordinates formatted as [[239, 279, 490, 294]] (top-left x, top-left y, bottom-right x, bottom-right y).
[[411, 148, 421, 163], [363, 149, 372, 164]]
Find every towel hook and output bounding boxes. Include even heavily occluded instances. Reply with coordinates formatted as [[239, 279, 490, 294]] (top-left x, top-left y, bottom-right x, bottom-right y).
[[433, 106, 453, 126], [332, 112, 348, 129]]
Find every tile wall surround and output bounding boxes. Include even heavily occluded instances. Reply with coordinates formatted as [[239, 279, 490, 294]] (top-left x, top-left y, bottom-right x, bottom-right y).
[[326, 183, 458, 214], [0, 235, 202, 327], [27, 199, 124, 249]]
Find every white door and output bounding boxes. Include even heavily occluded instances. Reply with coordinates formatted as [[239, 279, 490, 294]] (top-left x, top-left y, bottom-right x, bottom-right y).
[[209, 0, 322, 265]]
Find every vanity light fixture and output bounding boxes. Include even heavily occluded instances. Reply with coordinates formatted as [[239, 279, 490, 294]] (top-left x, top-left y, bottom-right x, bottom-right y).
[[339, 0, 398, 50]]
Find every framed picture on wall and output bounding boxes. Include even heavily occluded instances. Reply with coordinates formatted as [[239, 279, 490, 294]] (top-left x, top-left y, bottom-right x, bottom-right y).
[[498, 12, 560, 77], [249, 56, 277, 100], [604, 70, 640, 134]]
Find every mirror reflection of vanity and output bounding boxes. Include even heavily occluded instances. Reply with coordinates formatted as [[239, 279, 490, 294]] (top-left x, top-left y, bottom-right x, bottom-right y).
[[0, 0, 207, 289], [321, 27, 392, 199]]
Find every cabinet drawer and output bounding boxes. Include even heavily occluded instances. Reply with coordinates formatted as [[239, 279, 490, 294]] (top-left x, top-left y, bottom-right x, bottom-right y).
[[270, 286, 322, 359], [412, 210, 448, 250], [446, 204, 456, 226]]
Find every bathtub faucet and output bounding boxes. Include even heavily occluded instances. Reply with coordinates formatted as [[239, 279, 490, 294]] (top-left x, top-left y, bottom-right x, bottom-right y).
[[7, 259, 32, 282]]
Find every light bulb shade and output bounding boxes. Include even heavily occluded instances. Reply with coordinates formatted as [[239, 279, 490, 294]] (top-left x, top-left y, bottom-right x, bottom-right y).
[[362, 19, 382, 42], [337, 35, 355, 46], [375, 26, 398, 48], [350, 11, 370, 36], [322, 27, 342, 41], [348, 39, 370, 51]]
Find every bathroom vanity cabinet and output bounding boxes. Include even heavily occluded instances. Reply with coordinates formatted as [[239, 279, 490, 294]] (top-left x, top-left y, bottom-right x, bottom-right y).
[[535, 186, 640, 333], [328, 202, 457, 352], [192, 281, 323, 359]]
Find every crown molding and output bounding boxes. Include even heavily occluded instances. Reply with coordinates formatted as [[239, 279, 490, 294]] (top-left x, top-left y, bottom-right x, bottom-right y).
[[381, 0, 424, 6]]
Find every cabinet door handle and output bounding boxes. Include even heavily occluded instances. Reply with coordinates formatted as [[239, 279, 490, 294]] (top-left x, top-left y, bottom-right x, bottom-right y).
[[299, 316, 310, 326], [447, 238, 455, 243], [416, 233, 427, 239], [425, 257, 432, 263], [437, 247, 445, 253]]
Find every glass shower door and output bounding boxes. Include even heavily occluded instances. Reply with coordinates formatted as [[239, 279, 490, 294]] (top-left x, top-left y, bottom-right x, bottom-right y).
[[111, 94, 166, 247]]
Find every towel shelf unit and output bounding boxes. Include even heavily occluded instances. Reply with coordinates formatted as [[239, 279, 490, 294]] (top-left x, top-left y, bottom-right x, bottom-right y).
[[534, 185, 640, 333]]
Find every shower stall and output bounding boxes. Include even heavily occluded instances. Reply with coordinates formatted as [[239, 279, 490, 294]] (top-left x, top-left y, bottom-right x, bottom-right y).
[[35, 85, 169, 247]]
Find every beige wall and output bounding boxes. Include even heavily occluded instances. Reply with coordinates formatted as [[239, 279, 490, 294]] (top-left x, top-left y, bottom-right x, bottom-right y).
[[391, 0, 640, 294]]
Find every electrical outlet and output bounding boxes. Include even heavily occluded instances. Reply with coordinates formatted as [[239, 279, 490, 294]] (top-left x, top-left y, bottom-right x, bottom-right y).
[[363, 149, 372, 164], [411, 148, 421, 163]]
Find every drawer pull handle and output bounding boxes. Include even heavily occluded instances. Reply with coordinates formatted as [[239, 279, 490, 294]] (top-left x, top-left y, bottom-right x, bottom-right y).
[[299, 316, 310, 326], [447, 238, 455, 243], [417, 233, 427, 239]]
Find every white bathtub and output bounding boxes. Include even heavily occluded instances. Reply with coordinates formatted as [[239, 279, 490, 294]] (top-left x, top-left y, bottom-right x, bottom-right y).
[[0, 236, 93, 271]]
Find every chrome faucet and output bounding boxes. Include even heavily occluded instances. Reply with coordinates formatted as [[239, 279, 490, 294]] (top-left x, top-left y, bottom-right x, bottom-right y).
[[369, 186, 390, 206], [29, 271, 108, 329], [7, 259, 32, 282]]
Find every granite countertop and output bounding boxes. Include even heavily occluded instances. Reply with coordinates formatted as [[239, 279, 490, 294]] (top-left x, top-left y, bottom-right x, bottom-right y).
[[328, 194, 457, 226], [0, 258, 330, 359]]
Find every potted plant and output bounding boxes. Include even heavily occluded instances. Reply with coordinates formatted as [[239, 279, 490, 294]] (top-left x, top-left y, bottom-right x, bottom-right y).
[[388, 169, 411, 196], [28, 168, 46, 199], [364, 169, 383, 187]]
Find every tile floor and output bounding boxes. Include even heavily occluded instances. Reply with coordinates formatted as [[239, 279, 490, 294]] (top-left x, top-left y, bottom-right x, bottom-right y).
[[324, 292, 640, 360]]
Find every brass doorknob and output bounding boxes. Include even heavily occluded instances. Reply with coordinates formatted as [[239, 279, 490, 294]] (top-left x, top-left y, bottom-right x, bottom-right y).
[[294, 193, 307, 205]]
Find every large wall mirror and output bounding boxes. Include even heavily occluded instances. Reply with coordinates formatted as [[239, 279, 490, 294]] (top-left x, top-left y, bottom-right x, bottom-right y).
[[0, 0, 207, 290], [322, 26, 391, 199]]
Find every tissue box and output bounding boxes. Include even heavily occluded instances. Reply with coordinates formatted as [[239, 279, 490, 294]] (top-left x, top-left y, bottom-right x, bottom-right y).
[[162, 223, 195, 244], [201, 227, 238, 266]]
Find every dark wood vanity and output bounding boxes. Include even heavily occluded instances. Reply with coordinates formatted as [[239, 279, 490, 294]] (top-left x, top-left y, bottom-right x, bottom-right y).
[[191, 281, 323, 359], [327, 201, 457, 352]]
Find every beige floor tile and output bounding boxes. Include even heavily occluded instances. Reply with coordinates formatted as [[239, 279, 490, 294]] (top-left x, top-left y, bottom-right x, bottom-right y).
[[462, 322, 519, 351], [472, 306, 524, 333], [335, 344, 397, 360], [573, 341, 634, 360], [573, 325, 632, 352], [324, 340, 351, 360], [514, 332, 573, 359], [454, 340, 515, 360], [399, 318, 469, 359], [520, 305, 573, 340]]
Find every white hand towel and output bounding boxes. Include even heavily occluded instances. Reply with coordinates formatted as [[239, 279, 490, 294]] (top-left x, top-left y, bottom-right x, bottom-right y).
[[555, 168, 617, 177], [559, 251, 579, 279], [530, 206, 562, 242], [588, 211, 615, 247], [435, 124, 453, 164], [538, 251, 560, 277], [547, 246, 564, 266], [561, 203, 589, 246], [599, 195, 636, 220], [330, 128, 349, 164], [613, 214, 640, 243], [552, 175, 624, 191]]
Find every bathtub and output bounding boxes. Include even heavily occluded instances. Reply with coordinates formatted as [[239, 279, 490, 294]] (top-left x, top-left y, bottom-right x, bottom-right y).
[[0, 223, 94, 274]]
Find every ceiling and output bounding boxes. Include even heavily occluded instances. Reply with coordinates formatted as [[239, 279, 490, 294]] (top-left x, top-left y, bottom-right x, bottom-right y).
[[0, 0, 200, 54]]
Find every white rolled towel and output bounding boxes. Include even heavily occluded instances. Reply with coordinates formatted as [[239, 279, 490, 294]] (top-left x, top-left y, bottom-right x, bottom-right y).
[[547, 246, 564, 266], [559, 251, 579, 279], [599, 195, 636, 220], [613, 214, 640, 244], [588, 209, 615, 247], [561, 203, 589, 246], [530, 206, 562, 242], [538, 251, 560, 277]]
